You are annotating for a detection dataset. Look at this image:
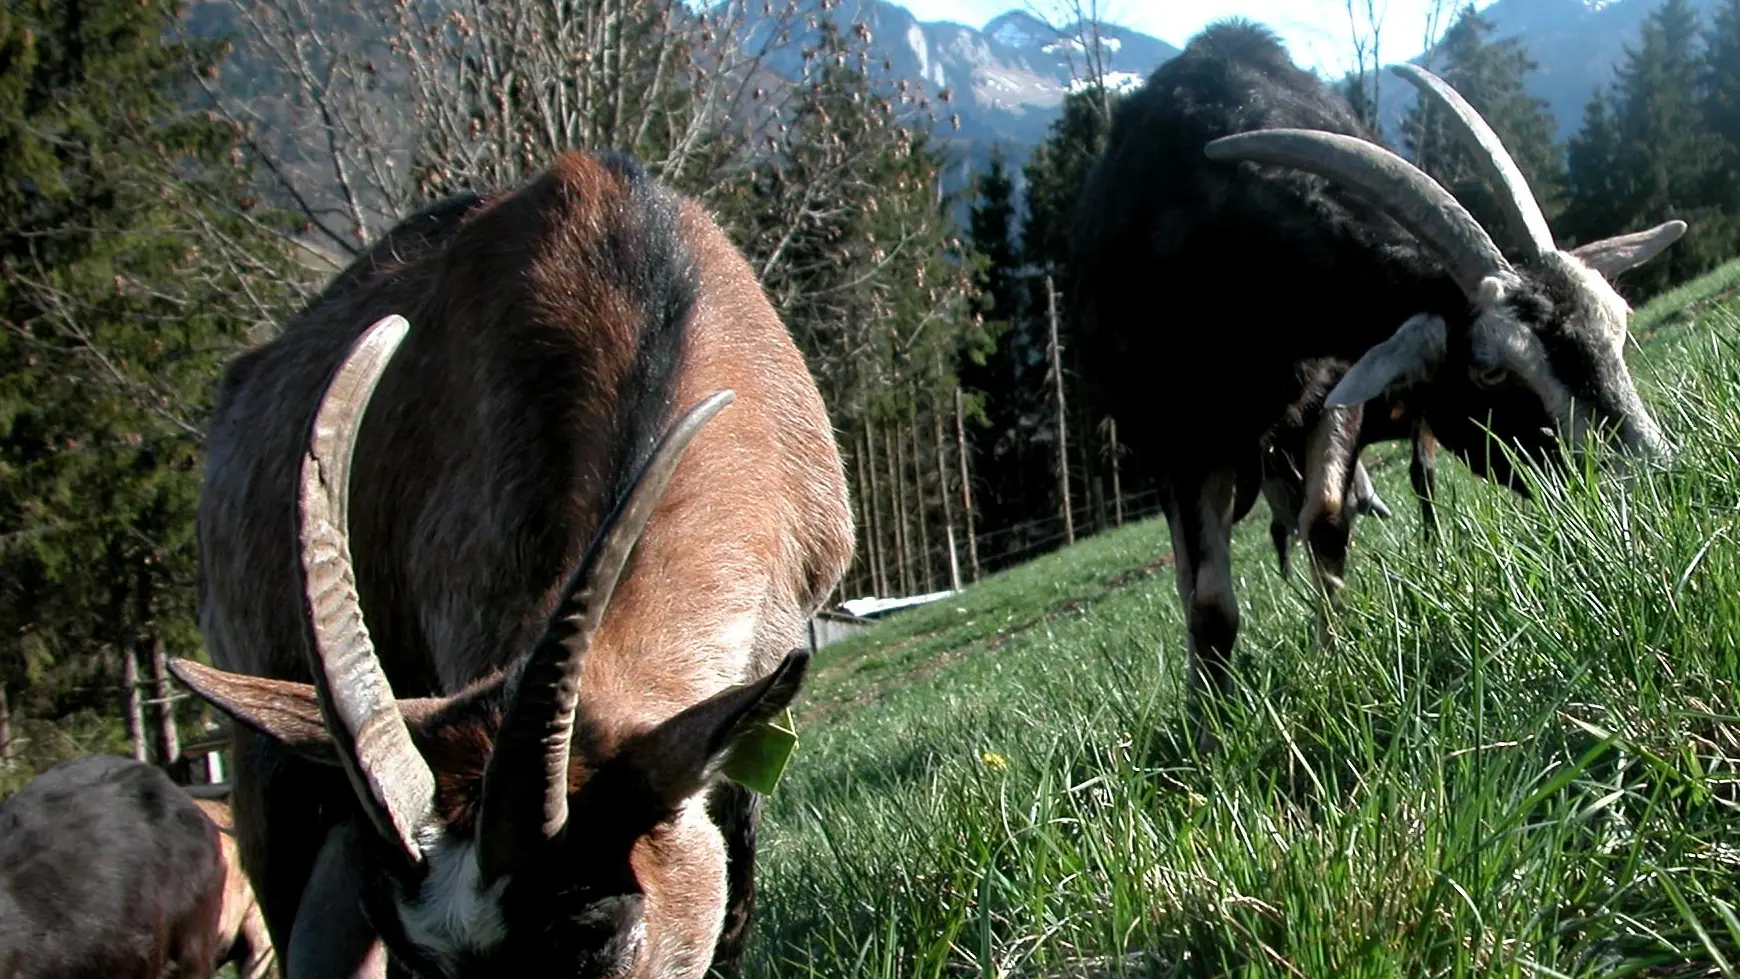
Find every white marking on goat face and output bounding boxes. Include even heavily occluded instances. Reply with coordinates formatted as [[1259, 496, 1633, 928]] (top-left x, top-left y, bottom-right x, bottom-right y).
[[1558, 250, 1669, 452], [396, 836, 509, 971], [1472, 258, 1669, 460], [714, 610, 759, 655]]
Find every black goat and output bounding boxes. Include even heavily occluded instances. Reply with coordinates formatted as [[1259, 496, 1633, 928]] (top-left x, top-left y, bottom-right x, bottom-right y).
[[1068, 20, 1685, 728], [0, 754, 228, 979]]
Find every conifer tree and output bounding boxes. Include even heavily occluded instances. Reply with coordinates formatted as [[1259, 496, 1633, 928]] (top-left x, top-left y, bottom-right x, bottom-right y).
[[1563, 90, 1625, 248], [957, 144, 1044, 562], [717, 15, 986, 592], [967, 147, 1020, 340], [1701, 0, 1740, 235], [1021, 87, 1118, 276], [945, 83, 1123, 567], [1603, 0, 1722, 292], [1402, 5, 1564, 249], [0, 0, 300, 780]]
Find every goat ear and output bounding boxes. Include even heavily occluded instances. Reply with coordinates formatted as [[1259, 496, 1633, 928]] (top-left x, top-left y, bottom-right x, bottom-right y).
[[1569, 220, 1686, 278], [614, 649, 811, 808], [1325, 314, 1447, 408], [168, 659, 343, 766]]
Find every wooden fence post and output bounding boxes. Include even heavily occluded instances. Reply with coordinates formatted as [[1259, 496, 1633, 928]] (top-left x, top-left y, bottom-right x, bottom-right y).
[[1046, 274, 1074, 547], [954, 388, 982, 581]]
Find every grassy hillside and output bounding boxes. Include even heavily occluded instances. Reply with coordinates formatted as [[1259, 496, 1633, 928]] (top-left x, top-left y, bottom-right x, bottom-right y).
[[740, 263, 1740, 977]]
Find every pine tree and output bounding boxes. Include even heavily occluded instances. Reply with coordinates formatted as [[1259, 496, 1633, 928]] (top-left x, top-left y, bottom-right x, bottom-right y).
[[1603, 0, 1722, 293], [1563, 90, 1624, 247], [1021, 87, 1118, 275], [956, 144, 1043, 566], [0, 0, 301, 781], [1402, 5, 1565, 249], [967, 147, 1020, 340], [717, 15, 987, 593], [1701, 0, 1740, 234], [944, 83, 1125, 568]]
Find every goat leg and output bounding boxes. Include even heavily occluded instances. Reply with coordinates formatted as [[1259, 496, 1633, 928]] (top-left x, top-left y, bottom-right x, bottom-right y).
[[1165, 469, 1242, 751], [286, 825, 388, 979], [1411, 420, 1440, 543]]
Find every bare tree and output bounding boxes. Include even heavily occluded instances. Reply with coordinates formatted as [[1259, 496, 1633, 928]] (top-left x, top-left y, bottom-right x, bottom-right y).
[[189, 0, 848, 275], [1022, 0, 1118, 124], [1411, 0, 1457, 172], [1345, 0, 1388, 127]]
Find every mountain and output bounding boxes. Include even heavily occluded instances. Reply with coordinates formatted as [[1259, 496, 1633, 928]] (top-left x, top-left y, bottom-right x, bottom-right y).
[[733, 0, 1176, 199], [739, 2, 1175, 149]]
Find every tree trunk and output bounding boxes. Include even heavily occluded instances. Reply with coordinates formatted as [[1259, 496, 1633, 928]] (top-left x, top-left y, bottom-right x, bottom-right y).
[[1109, 416, 1125, 527], [886, 422, 911, 595], [931, 398, 961, 591], [134, 561, 177, 769], [906, 410, 934, 593], [855, 437, 883, 596], [149, 635, 181, 769], [0, 685, 13, 769], [864, 424, 890, 596], [954, 388, 981, 581], [944, 522, 963, 591], [124, 644, 147, 763], [1046, 274, 1074, 547]]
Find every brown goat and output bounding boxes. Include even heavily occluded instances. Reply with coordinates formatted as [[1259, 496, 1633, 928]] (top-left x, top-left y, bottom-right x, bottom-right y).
[[193, 798, 277, 979], [170, 150, 854, 978]]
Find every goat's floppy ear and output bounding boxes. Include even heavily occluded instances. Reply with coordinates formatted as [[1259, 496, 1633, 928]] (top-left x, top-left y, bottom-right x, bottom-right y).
[[1325, 313, 1447, 408], [611, 649, 811, 809], [169, 659, 343, 765], [1569, 219, 1687, 279]]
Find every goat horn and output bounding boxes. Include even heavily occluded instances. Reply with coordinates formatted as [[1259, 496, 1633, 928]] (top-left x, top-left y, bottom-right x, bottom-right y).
[[1205, 128, 1512, 297], [297, 313, 436, 866], [475, 389, 737, 883], [1390, 62, 1556, 258]]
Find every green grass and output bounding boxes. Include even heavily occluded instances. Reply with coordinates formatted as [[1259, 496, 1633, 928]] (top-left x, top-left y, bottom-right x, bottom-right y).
[[739, 274, 1740, 978]]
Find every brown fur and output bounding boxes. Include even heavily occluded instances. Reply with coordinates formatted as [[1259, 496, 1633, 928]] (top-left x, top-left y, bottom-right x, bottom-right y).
[[194, 151, 853, 977], [194, 799, 277, 979]]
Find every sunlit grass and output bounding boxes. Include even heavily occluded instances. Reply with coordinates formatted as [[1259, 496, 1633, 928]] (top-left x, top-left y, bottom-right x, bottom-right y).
[[738, 277, 1740, 977]]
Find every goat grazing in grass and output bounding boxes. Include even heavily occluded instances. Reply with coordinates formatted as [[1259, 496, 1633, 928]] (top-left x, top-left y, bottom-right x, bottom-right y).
[[1069, 20, 1685, 728], [171, 149, 854, 978]]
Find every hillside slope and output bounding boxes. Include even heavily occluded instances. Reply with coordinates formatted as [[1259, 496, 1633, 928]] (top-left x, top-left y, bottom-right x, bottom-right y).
[[742, 260, 1740, 976]]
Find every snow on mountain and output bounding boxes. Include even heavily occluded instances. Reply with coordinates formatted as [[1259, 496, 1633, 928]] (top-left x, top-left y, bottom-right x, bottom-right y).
[[736, 0, 1178, 151]]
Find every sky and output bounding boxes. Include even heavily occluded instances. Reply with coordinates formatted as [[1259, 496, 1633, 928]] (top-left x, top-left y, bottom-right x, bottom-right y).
[[897, 0, 1501, 78]]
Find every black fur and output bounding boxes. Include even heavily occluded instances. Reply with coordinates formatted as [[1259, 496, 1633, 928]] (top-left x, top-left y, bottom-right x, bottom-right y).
[[705, 780, 762, 978], [1070, 20, 1467, 473], [585, 151, 704, 512], [0, 755, 227, 979]]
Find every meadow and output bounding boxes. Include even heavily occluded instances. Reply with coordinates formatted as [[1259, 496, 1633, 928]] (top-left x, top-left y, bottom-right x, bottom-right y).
[[738, 264, 1740, 978]]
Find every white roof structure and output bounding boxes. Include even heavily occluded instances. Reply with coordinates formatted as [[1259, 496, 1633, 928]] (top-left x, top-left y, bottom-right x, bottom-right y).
[[837, 589, 958, 619]]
